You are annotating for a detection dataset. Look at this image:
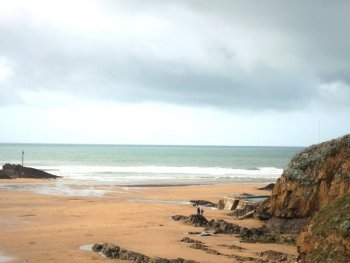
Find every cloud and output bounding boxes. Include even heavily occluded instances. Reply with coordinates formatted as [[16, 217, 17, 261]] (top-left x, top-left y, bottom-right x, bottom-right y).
[[0, 0, 349, 111]]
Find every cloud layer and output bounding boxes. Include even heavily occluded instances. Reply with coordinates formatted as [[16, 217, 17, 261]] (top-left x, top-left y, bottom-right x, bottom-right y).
[[1, 0, 350, 111]]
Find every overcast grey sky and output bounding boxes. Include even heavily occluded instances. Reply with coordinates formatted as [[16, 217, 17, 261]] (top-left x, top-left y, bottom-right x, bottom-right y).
[[0, 0, 349, 146]]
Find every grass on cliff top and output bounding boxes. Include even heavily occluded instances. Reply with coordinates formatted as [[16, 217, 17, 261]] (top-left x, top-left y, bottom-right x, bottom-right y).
[[309, 193, 350, 263]]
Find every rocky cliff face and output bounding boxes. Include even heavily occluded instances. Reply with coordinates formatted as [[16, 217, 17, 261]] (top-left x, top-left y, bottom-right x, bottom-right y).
[[262, 134, 350, 218]]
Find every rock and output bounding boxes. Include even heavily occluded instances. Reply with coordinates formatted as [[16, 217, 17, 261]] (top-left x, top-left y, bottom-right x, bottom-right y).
[[174, 214, 208, 227], [262, 134, 350, 218], [180, 237, 203, 244], [208, 219, 240, 234], [171, 215, 187, 221], [258, 250, 296, 262], [257, 183, 275, 191], [227, 204, 257, 218], [239, 226, 276, 243], [218, 244, 245, 251], [92, 243, 103, 252], [266, 217, 310, 235], [0, 164, 60, 179], [189, 200, 216, 207], [0, 169, 11, 179], [253, 212, 271, 221], [173, 214, 240, 234], [297, 192, 350, 262], [93, 243, 198, 263], [216, 199, 225, 209]]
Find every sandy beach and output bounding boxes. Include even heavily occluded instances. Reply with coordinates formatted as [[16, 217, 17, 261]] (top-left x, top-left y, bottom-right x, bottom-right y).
[[0, 180, 297, 263]]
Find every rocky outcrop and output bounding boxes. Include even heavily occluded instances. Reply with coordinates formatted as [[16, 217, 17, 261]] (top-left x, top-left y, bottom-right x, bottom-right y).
[[0, 164, 60, 179], [257, 183, 275, 191], [297, 193, 350, 263], [172, 214, 208, 227], [258, 250, 296, 262], [262, 134, 350, 218], [92, 243, 197, 263], [172, 214, 240, 234]]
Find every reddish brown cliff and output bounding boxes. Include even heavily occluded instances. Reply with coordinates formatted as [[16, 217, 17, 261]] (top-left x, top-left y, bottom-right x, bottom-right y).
[[262, 134, 350, 218]]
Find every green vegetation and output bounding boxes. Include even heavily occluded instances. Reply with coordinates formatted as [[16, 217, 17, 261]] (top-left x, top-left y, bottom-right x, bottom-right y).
[[307, 193, 350, 263]]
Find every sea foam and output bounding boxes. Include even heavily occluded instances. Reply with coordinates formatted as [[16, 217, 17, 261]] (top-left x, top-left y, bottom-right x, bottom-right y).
[[33, 165, 283, 182]]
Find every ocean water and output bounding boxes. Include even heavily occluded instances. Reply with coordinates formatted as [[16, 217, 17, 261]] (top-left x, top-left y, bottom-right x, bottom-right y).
[[0, 144, 303, 185]]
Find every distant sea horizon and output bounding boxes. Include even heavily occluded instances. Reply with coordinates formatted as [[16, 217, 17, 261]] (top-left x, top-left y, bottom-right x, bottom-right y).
[[0, 143, 304, 186]]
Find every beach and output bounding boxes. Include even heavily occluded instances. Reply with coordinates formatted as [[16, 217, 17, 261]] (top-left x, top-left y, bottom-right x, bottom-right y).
[[0, 180, 297, 263]]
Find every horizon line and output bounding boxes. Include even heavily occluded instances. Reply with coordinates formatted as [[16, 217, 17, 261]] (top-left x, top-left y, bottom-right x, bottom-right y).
[[0, 142, 306, 148]]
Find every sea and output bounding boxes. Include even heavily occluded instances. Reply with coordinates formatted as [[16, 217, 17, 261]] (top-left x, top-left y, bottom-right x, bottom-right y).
[[0, 144, 303, 186]]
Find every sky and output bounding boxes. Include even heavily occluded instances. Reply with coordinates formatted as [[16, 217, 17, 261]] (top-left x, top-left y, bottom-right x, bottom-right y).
[[0, 0, 350, 146]]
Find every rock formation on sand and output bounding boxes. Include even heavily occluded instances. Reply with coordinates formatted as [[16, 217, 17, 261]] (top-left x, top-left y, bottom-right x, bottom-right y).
[[92, 243, 197, 263], [0, 163, 60, 179], [262, 134, 350, 218]]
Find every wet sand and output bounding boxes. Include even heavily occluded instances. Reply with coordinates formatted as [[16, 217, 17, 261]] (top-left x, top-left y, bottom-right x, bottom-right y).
[[0, 181, 296, 262]]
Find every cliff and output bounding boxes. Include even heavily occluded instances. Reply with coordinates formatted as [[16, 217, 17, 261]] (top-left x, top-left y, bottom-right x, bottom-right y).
[[0, 163, 60, 179], [262, 134, 350, 218]]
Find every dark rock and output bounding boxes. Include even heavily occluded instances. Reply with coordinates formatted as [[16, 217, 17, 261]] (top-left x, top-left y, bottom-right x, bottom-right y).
[[253, 211, 271, 221], [180, 239, 222, 256], [180, 237, 203, 244], [226, 254, 259, 262], [216, 199, 225, 209], [266, 217, 309, 235], [189, 200, 216, 207], [171, 215, 187, 221], [257, 183, 275, 191], [173, 214, 241, 235], [183, 214, 208, 227], [92, 243, 103, 252], [227, 204, 257, 218], [218, 244, 245, 250], [258, 250, 296, 262], [209, 219, 240, 234], [187, 232, 202, 235], [0, 164, 60, 179], [173, 214, 208, 227], [0, 169, 11, 179], [239, 226, 277, 243], [93, 243, 198, 263]]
